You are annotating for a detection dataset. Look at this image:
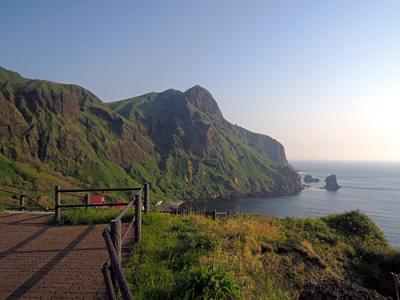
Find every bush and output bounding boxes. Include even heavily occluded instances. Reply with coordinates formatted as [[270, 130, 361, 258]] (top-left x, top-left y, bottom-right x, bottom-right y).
[[323, 210, 386, 241], [190, 235, 218, 252], [177, 267, 241, 300]]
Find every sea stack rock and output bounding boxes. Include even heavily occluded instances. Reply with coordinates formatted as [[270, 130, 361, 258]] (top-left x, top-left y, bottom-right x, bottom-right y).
[[324, 174, 340, 191], [304, 174, 320, 183]]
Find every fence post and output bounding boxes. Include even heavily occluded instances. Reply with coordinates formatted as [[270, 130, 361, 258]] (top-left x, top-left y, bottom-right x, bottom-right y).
[[144, 183, 150, 213], [103, 229, 134, 300], [19, 191, 25, 211], [102, 262, 117, 300], [85, 193, 91, 209], [135, 193, 141, 243], [55, 185, 61, 224], [110, 219, 122, 264], [213, 209, 217, 221]]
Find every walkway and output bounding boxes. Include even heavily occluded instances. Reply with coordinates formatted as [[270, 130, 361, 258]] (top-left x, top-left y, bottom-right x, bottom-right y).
[[0, 212, 127, 299]]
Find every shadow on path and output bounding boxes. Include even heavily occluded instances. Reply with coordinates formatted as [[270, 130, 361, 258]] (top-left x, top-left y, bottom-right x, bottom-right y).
[[0, 226, 49, 259], [14, 246, 105, 254], [0, 213, 23, 221], [5, 225, 95, 300], [8, 214, 51, 225]]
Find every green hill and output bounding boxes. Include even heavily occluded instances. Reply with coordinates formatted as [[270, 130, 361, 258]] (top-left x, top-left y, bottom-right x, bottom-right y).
[[0, 66, 301, 202]]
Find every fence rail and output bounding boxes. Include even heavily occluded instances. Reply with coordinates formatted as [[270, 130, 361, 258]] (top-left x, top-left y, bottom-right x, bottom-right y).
[[101, 186, 149, 300], [51, 183, 233, 300], [53, 184, 150, 224], [159, 209, 232, 220], [0, 187, 49, 212], [51, 183, 150, 299], [59, 187, 143, 193], [101, 205, 231, 299]]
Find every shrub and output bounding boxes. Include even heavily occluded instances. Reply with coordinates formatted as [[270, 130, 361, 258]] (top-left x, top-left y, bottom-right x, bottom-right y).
[[323, 210, 386, 241], [177, 267, 241, 300], [190, 235, 218, 252]]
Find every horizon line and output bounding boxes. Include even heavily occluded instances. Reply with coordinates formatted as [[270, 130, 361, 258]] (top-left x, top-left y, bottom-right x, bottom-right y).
[[289, 159, 400, 163]]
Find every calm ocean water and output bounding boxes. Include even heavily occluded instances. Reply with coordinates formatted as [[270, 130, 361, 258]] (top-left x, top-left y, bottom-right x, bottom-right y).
[[202, 161, 400, 248]]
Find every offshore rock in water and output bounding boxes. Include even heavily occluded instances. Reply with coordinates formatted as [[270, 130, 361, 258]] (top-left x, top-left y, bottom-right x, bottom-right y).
[[324, 174, 340, 191], [303, 174, 320, 183]]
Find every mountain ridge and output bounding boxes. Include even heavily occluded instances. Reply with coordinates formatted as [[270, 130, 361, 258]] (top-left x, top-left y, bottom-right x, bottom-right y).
[[0, 66, 302, 202]]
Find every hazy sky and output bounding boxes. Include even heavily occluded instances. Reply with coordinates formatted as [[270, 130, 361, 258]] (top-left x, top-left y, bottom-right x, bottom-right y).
[[1, 1, 399, 161]]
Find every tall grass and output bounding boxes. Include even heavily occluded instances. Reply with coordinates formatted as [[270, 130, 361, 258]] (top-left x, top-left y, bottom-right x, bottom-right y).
[[125, 211, 398, 299], [125, 213, 290, 299], [56, 207, 134, 225]]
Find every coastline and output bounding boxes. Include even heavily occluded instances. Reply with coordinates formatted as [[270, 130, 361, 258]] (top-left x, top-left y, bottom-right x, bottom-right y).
[[175, 186, 304, 212]]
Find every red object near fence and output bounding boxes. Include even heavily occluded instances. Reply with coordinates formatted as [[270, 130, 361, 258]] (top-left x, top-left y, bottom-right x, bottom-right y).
[[91, 195, 105, 204]]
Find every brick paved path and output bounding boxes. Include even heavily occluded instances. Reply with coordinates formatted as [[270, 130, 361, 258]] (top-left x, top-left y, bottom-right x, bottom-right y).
[[0, 212, 130, 299]]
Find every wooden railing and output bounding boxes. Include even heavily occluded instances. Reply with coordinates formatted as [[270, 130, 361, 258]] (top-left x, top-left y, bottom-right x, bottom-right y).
[[53, 184, 150, 224], [52, 184, 235, 299], [0, 187, 49, 212], [159, 209, 232, 220], [102, 187, 148, 300], [100, 198, 232, 299], [52, 184, 150, 299]]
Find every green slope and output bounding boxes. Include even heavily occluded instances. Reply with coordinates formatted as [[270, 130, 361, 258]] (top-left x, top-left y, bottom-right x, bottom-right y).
[[125, 211, 397, 299], [109, 85, 302, 200], [0, 66, 301, 203]]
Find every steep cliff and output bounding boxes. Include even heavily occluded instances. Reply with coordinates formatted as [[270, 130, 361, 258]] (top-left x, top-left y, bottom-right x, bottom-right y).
[[0, 66, 301, 201]]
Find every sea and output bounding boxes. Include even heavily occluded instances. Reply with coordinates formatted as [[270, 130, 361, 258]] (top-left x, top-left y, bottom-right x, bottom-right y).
[[201, 161, 400, 248]]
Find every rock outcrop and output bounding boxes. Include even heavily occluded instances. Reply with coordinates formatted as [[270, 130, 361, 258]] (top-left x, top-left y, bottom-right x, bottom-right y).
[[303, 174, 320, 183], [300, 277, 389, 300], [324, 174, 340, 191]]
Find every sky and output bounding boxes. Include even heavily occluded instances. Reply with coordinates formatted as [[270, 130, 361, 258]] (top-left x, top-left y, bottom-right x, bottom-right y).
[[1, 0, 400, 161]]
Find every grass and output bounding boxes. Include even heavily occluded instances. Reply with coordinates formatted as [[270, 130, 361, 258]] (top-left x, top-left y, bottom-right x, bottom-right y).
[[125, 212, 289, 300], [125, 213, 242, 299], [56, 207, 134, 225], [125, 210, 399, 299], [44, 206, 398, 298]]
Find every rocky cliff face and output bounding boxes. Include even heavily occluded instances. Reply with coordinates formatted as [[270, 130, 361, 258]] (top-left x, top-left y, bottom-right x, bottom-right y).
[[0, 66, 154, 191], [0, 66, 301, 201]]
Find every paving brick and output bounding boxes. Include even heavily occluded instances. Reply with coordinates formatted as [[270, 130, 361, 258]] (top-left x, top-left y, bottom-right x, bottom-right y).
[[0, 212, 132, 299]]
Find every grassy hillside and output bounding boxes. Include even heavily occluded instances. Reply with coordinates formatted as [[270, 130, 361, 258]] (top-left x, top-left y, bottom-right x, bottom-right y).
[[108, 86, 302, 200], [0, 66, 301, 204], [125, 211, 398, 299], [0, 66, 150, 201]]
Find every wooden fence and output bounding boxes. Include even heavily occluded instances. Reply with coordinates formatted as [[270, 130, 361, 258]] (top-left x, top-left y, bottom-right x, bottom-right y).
[[159, 208, 232, 220], [53, 184, 149, 224], [52, 184, 234, 300], [0, 187, 49, 212], [102, 186, 148, 300], [100, 201, 232, 300], [52, 183, 150, 299]]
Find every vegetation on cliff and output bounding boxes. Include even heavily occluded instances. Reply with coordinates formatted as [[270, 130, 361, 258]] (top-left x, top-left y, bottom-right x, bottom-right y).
[[0, 66, 301, 203], [125, 210, 399, 299]]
